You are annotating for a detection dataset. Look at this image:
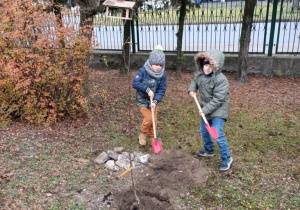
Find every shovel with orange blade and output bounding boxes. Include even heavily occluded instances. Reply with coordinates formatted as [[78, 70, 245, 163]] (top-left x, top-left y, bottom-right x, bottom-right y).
[[193, 95, 219, 139], [150, 98, 163, 154]]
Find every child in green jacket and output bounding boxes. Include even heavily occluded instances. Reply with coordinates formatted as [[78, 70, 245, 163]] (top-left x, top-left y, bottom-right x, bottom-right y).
[[188, 49, 233, 171]]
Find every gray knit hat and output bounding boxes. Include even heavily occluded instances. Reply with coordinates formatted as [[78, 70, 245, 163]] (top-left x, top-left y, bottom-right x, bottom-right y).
[[149, 48, 165, 66]]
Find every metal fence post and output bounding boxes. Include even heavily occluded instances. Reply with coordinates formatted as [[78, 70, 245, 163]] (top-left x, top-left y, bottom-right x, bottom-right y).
[[268, 0, 279, 56], [131, 19, 136, 53], [135, 10, 140, 52], [263, 0, 272, 54], [275, 0, 284, 54]]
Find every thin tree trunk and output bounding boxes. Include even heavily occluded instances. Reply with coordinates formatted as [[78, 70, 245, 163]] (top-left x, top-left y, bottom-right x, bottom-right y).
[[176, 0, 188, 77], [77, 0, 104, 39], [79, 8, 95, 41], [292, 0, 299, 11], [236, 0, 256, 82], [120, 20, 131, 74], [53, 2, 65, 48]]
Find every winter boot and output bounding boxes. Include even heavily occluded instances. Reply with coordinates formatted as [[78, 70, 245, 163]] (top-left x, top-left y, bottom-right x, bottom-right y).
[[139, 133, 147, 146]]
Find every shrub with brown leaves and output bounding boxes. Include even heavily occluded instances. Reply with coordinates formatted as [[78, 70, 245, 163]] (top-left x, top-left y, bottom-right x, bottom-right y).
[[0, 0, 92, 126]]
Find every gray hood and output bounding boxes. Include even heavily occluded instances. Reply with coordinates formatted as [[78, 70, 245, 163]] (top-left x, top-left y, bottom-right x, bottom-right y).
[[188, 49, 229, 120], [194, 49, 225, 74]]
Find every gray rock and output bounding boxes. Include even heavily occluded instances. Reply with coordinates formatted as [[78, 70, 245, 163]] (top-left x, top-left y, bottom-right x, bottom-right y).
[[138, 154, 150, 164], [108, 151, 118, 161], [117, 154, 123, 161], [122, 152, 134, 161], [133, 152, 144, 160], [105, 160, 116, 171], [115, 159, 130, 170], [94, 152, 109, 164]]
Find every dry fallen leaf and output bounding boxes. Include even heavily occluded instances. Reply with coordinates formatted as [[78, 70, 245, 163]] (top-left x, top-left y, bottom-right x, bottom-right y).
[[51, 171, 60, 177], [75, 158, 89, 163], [5, 171, 14, 177]]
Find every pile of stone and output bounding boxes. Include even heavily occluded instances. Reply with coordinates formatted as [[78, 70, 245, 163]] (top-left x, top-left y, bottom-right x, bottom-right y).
[[94, 147, 150, 171]]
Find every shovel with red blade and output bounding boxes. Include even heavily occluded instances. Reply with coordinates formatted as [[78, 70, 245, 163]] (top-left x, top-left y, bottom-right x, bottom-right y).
[[150, 98, 163, 154], [193, 95, 219, 139]]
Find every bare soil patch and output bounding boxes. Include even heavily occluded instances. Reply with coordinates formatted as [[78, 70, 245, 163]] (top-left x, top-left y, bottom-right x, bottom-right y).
[[112, 149, 206, 209]]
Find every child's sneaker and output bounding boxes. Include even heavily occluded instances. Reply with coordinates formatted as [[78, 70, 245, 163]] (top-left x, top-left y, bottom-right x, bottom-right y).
[[197, 150, 214, 157], [139, 133, 147, 146], [219, 156, 233, 171]]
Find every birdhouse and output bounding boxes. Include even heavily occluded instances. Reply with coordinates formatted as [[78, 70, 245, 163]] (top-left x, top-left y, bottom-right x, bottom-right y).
[[103, 0, 136, 20]]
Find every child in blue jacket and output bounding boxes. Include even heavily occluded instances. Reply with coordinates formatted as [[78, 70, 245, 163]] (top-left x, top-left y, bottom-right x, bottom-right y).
[[132, 45, 167, 146]]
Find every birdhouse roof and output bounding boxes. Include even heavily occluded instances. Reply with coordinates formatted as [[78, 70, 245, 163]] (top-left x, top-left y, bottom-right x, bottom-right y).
[[103, 0, 136, 9]]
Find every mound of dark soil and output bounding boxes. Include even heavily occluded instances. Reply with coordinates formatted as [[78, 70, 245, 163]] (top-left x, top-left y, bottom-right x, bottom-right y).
[[112, 149, 206, 210]]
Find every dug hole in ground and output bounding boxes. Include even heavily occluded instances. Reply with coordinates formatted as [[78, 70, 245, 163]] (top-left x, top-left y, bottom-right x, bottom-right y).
[[110, 149, 206, 209]]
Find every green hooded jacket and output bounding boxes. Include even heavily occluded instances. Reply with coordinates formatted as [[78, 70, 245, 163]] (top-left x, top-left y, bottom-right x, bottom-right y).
[[188, 49, 230, 120]]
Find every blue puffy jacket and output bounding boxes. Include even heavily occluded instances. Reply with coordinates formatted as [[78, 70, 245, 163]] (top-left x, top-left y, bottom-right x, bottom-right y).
[[132, 67, 167, 109]]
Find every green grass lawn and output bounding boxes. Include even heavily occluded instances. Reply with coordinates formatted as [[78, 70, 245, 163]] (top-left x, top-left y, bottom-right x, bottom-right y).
[[0, 70, 299, 209]]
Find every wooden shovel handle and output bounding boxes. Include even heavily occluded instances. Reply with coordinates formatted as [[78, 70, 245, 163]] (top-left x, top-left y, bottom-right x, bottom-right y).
[[193, 94, 209, 125], [150, 98, 157, 139]]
